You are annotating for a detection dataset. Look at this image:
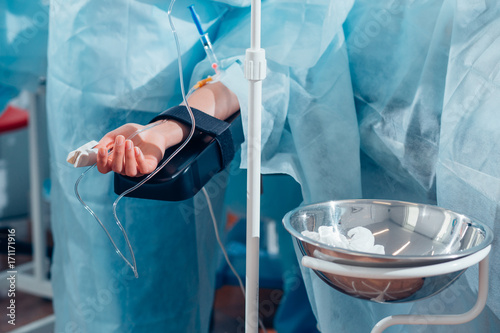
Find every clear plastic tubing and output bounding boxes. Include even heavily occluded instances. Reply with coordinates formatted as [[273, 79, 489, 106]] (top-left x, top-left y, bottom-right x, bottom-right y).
[[75, 0, 197, 279]]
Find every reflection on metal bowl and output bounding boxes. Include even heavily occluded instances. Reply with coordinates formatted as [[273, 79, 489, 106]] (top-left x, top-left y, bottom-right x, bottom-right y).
[[283, 199, 493, 303], [319, 271, 425, 302], [313, 266, 466, 303]]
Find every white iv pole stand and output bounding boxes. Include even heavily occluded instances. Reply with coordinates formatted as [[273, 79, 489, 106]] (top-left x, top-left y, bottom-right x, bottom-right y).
[[244, 0, 266, 332]]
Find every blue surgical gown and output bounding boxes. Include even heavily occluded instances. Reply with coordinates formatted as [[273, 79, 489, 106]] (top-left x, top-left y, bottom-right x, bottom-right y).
[[46, 0, 343, 332], [288, 1, 500, 332]]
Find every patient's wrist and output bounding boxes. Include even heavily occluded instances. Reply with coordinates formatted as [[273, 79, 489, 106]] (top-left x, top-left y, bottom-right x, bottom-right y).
[[153, 119, 188, 149]]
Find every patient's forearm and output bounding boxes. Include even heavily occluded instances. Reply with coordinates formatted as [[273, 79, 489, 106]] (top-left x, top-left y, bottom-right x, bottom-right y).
[[183, 81, 240, 120], [155, 81, 240, 148]]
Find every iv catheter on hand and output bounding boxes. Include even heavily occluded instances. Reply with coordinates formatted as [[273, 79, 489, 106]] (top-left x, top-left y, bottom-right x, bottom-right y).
[[188, 5, 220, 75]]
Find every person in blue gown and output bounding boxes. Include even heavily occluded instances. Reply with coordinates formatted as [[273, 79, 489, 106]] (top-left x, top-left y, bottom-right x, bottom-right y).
[[46, 0, 338, 332]]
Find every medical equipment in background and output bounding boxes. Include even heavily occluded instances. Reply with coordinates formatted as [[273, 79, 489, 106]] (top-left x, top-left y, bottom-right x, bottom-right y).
[[0, 89, 52, 298], [0, 87, 55, 332], [283, 199, 493, 332]]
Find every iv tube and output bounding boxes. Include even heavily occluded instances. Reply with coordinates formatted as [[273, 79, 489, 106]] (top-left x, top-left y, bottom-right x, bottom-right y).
[[74, 0, 198, 278], [188, 5, 220, 74]]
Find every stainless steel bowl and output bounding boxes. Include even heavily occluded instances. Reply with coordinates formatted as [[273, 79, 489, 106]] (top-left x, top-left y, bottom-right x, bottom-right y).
[[283, 199, 493, 303], [283, 199, 493, 268]]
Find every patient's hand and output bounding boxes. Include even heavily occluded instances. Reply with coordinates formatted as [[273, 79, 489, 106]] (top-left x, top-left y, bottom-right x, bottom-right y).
[[95, 82, 239, 177], [95, 121, 183, 177]]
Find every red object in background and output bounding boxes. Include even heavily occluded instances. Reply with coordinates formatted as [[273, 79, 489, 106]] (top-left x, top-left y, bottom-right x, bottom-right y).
[[0, 105, 29, 133]]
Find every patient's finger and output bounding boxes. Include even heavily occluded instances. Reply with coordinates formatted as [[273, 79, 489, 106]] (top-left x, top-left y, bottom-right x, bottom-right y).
[[135, 147, 154, 175], [124, 140, 138, 177], [111, 135, 126, 174], [97, 147, 112, 174]]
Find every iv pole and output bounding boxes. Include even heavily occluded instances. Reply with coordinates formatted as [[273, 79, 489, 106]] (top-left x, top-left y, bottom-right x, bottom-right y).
[[244, 0, 266, 332]]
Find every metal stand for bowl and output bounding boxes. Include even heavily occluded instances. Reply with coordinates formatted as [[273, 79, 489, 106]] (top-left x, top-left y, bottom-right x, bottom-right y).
[[301, 246, 491, 333]]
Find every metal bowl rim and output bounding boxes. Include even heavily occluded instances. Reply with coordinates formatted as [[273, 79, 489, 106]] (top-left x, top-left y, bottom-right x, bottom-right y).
[[283, 199, 494, 263]]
